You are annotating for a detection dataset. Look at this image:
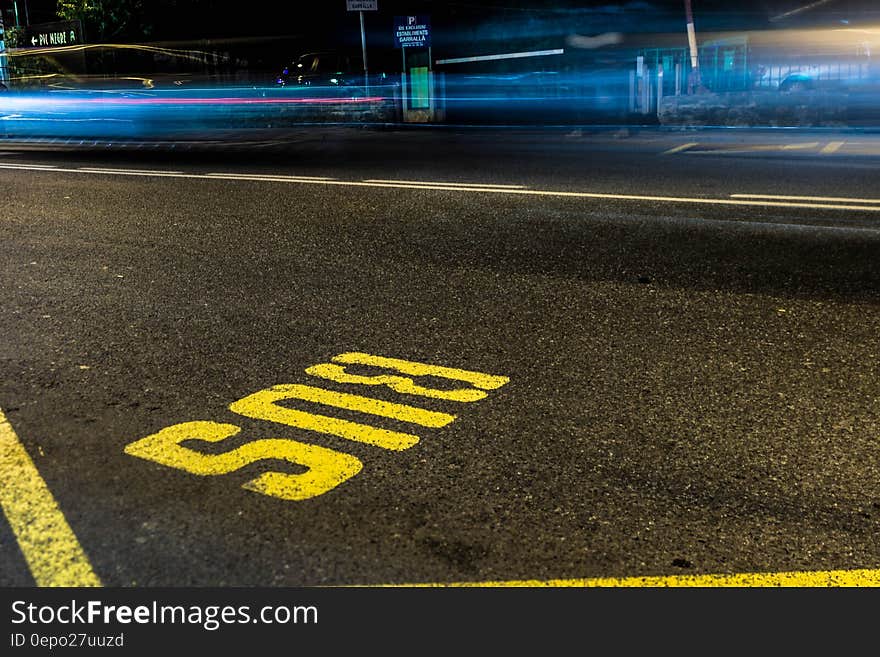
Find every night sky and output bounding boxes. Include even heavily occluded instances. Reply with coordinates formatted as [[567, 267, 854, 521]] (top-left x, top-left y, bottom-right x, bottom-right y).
[[8, 0, 879, 61], [14, 1, 880, 37]]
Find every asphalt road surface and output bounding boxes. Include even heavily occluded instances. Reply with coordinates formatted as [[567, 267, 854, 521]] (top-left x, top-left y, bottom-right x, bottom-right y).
[[1, 127, 879, 587]]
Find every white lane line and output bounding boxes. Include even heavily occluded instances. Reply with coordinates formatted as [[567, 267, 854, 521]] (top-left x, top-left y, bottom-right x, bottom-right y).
[[0, 163, 58, 170], [354, 181, 880, 212], [79, 167, 183, 175], [821, 141, 845, 155], [662, 142, 698, 155], [732, 193, 880, 205], [206, 172, 335, 181], [360, 182, 527, 193], [7, 163, 880, 213], [363, 179, 526, 189]]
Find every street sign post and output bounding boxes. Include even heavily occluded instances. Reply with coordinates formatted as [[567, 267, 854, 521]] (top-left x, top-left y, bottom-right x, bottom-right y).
[[0, 13, 7, 86], [394, 17, 434, 123], [346, 1, 377, 93], [22, 20, 84, 49]]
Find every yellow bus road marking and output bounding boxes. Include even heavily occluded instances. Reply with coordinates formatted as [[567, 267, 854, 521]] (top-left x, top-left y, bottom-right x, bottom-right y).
[[124, 421, 363, 501], [230, 388, 422, 451], [331, 352, 510, 390], [126, 353, 508, 501], [661, 142, 698, 155], [732, 193, 880, 204], [6, 162, 880, 213], [0, 408, 101, 587], [240, 384, 457, 428], [306, 363, 489, 402], [372, 568, 880, 587], [821, 141, 845, 154]]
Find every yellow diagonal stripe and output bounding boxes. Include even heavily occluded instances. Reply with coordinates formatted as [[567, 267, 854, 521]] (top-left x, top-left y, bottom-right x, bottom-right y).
[[0, 408, 101, 587], [662, 142, 698, 155], [821, 141, 845, 154], [377, 568, 880, 587]]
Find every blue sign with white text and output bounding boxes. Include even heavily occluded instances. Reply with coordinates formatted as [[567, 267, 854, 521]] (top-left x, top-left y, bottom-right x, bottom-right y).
[[393, 15, 431, 48]]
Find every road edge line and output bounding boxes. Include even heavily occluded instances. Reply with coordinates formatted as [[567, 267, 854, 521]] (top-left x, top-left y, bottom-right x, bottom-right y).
[[362, 568, 880, 587], [0, 408, 101, 587]]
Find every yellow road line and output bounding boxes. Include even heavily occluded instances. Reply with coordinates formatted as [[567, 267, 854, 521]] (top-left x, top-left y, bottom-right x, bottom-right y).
[[821, 141, 845, 154], [662, 142, 698, 155], [732, 193, 880, 204], [374, 568, 880, 587], [0, 408, 101, 587]]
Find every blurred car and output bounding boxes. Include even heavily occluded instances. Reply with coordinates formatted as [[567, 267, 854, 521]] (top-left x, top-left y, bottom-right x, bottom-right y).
[[276, 51, 364, 88], [275, 50, 398, 90]]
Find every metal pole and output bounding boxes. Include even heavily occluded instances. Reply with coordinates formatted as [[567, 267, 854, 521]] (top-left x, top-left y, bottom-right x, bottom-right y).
[[13, 1, 20, 28], [0, 12, 7, 86], [684, 0, 701, 93], [359, 10, 369, 95], [657, 65, 663, 116], [427, 45, 434, 118], [401, 48, 407, 119], [628, 70, 635, 112]]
